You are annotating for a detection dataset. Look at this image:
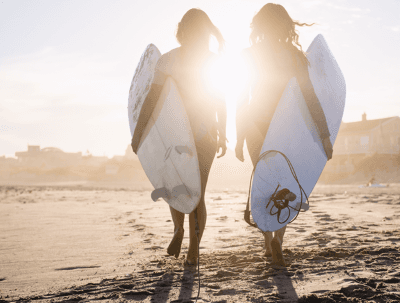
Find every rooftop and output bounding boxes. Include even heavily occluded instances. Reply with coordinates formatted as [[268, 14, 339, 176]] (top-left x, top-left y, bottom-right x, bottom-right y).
[[339, 115, 398, 134]]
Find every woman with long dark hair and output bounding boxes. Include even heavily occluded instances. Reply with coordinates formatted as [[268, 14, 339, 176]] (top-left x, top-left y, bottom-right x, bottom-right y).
[[131, 8, 227, 265], [235, 3, 332, 266]]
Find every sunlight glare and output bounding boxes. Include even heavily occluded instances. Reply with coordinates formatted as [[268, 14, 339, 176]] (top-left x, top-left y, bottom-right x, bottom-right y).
[[208, 46, 249, 148]]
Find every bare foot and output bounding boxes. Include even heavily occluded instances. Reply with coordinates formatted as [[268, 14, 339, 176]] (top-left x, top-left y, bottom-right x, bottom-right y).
[[264, 250, 272, 257], [271, 237, 286, 266], [184, 258, 198, 267], [167, 228, 184, 258], [186, 250, 198, 266]]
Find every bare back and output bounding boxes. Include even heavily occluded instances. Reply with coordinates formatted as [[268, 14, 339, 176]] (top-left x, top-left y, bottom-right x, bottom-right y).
[[154, 48, 223, 141]]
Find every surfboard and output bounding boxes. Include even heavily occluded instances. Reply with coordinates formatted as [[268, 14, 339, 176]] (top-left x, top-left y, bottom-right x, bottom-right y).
[[128, 44, 201, 214], [251, 34, 346, 232]]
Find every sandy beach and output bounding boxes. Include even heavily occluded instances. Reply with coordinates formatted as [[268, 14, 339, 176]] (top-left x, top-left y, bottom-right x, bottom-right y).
[[1, 183, 400, 302]]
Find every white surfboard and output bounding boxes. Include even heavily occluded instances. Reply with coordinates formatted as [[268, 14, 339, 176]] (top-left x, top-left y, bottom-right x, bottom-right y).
[[251, 34, 346, 232], [128, 45, 201, 214]]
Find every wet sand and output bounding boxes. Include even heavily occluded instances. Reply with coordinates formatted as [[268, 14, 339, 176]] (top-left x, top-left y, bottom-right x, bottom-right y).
[[1, 184, 400, 302]]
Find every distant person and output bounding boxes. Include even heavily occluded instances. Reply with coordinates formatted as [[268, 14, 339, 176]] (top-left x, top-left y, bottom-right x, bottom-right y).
[[235, 3, 333, 266], [367, 176, 376, 187], [131, 8, 227, 266]]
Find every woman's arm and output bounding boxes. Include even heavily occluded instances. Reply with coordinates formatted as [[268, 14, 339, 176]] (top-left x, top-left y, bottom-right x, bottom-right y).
[[297, 63, 333, 160], [235, 50, 251, 162], [216, 96, 227, 158], [131, 60, 167, 154], [131, 82, 164, 154], [235, 88, 249, 162]]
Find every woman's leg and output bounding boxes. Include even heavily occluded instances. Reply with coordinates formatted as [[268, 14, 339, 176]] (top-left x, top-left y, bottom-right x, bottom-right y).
[[167, 206, 185, 258], [186, 136, 216, 264], [247, 120, 287, 261], [187, 195, 206, 264], [263, 232, 273, 256], [271, 225, 286, 266], [274, 225, 287, 245], [246, 122, 276, 255]]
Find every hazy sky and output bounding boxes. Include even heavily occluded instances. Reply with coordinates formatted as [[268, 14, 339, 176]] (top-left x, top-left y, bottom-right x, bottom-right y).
[[1, 0, 399, 157]]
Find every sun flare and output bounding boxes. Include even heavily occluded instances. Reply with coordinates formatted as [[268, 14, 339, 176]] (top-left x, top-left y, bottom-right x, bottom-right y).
[[207, 49, 250, 148]]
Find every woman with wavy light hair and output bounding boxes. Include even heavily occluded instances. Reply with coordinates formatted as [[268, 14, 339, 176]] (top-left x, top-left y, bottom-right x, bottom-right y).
[[235, 3, 332, 266], [132, 8, 227, 266]]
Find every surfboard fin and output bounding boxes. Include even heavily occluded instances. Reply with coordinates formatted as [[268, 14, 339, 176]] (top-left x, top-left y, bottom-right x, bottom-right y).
[[151, 187, 170, 201], [295, 202, 310, 212], [175, 145, 193, 157], [152, 184, 191, 202], [171, 184, 191, 198]]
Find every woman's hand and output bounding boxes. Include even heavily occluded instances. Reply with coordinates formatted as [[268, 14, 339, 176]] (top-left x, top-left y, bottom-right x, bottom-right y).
[[323, 137, 333, 160], [235, 143, 245, 162], [217, 136, 227, 158]]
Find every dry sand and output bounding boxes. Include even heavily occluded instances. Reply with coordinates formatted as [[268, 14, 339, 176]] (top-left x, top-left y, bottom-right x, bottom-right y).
[[1, 183, 400, 302]]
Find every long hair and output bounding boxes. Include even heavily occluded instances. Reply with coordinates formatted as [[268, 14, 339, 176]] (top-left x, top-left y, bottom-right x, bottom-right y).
[[176, 8, 225, 54], [250, 3, 314, 65]]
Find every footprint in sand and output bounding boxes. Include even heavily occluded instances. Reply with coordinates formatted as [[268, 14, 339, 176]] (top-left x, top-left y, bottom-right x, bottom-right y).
[[144, 246, 163, 250], [314, 213, 328, 217], [316, 227, 332, 232], [316, 214, 335, 222], [132, 224, 145, 231], [55, 265, 100, 271], [145, 233, 157, 241]]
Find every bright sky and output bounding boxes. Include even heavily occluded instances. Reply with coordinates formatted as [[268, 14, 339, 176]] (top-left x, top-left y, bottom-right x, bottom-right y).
[[1, 0, 399, 157]]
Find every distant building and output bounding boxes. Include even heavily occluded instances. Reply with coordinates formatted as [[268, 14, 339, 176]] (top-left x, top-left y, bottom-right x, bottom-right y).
[[15, 145, 82, 168], [334, 113, 400, 156], [324, 114, 400, 174], [0, 155, 18, 168], [81, 154, 109, 167]]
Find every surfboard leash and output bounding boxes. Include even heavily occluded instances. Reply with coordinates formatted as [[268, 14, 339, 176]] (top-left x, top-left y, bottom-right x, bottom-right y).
[[244, 150, 309, 228], [266, 184, 300, 224], [193, 208, 201, 303]]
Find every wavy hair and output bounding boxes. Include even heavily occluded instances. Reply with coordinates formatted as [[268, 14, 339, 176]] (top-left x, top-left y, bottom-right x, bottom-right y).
[[250, 3, 314, 65], [176, 8, 225, 54]]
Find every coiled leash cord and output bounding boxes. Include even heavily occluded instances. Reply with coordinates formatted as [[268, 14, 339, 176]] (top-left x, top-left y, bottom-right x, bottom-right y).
[[244, 150, 309, 227]]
